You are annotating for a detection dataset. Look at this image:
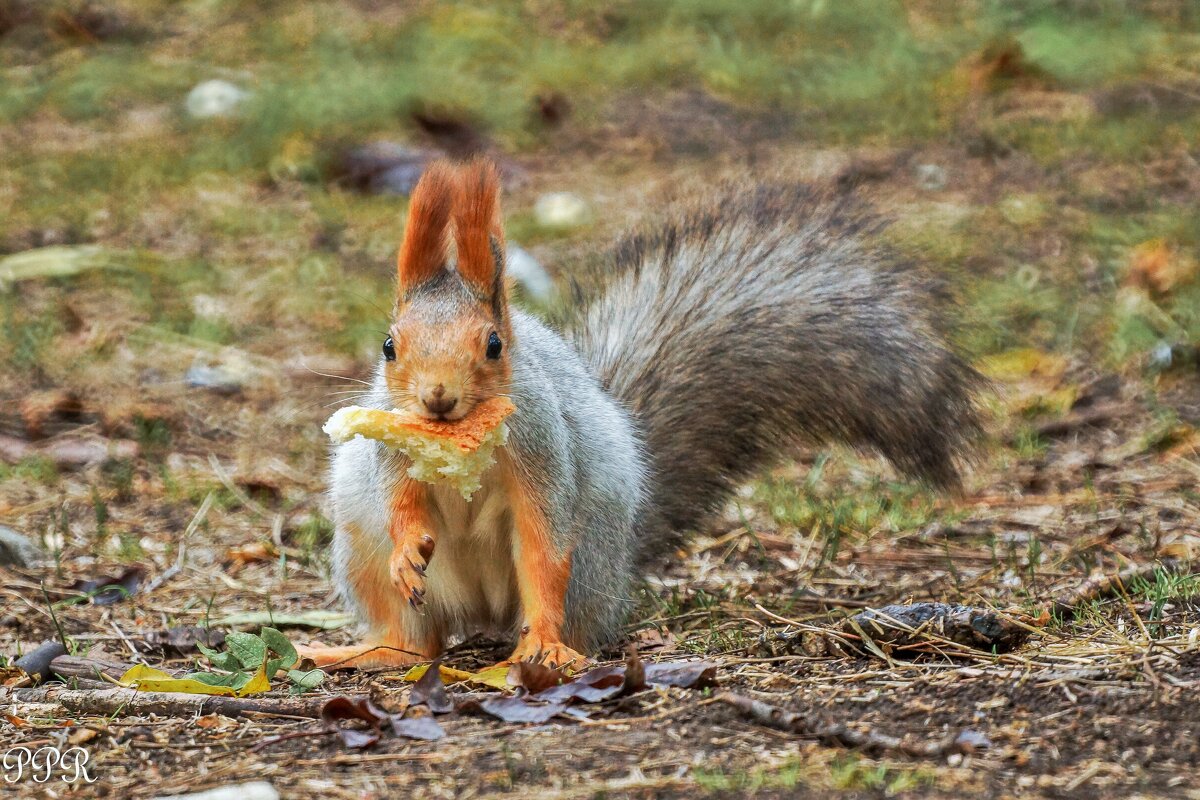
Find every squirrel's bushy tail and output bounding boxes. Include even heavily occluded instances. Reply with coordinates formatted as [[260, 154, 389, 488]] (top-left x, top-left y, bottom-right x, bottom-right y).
[[574, 184, 983, 560]]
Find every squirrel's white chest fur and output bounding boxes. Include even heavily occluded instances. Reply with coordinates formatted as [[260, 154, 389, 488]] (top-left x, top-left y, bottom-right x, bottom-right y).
[[419, 467, 519, 636], [329, 435, 521, 646]]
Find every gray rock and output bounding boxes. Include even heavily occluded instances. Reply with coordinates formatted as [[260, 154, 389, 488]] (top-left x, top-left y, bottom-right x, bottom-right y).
[[0, 526, 44, 568], [506, 245, 555, 302], [186, 352, 258, 396], [154, 782, 279, 800], [534, 192, 589, 228], [335, 143, 437, 196], [186, 80, 249, 119], [915, 163, 947, 192]]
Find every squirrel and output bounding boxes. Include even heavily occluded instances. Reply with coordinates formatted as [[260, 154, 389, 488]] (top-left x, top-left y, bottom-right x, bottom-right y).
[[299, 158, 982, 670]]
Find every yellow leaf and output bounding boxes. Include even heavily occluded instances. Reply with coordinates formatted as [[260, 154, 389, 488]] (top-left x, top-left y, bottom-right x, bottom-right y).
[[237, 662, 271, 696], [977, 348, 1067, 382], [116, 662, 272, 697], [402, 663, 510, 690], [1127, 239, 1196, 295], [116, 664, 238, 697]]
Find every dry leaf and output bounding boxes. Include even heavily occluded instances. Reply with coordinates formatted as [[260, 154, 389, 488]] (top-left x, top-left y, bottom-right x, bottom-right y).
[[321, 696, 385, 749], [478, 695, 568, 724], [72, 565, 146, 605], [116, 662, 271, 697], [68, 727, 100, 745], [643, 660, 718, 689], [403, 662, 509, 690], [1127, 239, 1196, 294], [410, 659, 453, 714], [390, 713, 445, 741], [225, 542, 277, 570], [506, 661, 570, 694]]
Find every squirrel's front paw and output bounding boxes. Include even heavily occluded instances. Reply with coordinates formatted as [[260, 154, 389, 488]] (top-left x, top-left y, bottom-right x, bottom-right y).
[[506, 636, 589, 671], [389, 533, 435, 608]]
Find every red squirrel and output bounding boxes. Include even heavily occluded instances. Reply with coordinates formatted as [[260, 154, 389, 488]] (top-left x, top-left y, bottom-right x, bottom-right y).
[[300, 159, 980, 670]]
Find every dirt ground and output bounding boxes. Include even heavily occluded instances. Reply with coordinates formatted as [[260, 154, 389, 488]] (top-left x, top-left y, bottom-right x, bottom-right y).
[[3, 140, 1199, 795], [3, 4, 1200, 797]]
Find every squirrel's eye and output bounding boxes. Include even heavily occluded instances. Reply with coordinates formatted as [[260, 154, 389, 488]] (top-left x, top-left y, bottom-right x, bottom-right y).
[[486, 332, 503, 360], [382, 336, 396, 362]]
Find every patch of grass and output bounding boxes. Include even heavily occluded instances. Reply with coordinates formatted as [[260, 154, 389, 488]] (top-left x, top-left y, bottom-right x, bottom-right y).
[[1129, 569, 1200, 607], [754, 464, 940, 568], [0, 455, 60, 485], [0, 292, 63, 379], [695, 757, 807, 794], [101, 458, 136, 501], [292, 512, 334, 561], [829, 755, 936, 793], [117, 531, 145, 562]]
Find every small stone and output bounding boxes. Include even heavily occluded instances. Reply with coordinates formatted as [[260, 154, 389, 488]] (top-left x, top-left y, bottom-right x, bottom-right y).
[[42, 438, 139, 469], [0, 526, 44, 568], [186, 80, 249, 119], [186, 354, 256, 396], [534, 192, 589, 228], [154, 781, 280, 800], [506, 245, 555, 302], [0, 434, 33, 464], [191, 294, 229, 321], [1149, 340, 1174, 370], [334, 143, 436, 196], [914, 163, 947, 191]]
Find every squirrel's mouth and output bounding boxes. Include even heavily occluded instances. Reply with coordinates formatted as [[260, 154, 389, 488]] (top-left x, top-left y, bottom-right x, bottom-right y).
[[404, 398, 472, 423]]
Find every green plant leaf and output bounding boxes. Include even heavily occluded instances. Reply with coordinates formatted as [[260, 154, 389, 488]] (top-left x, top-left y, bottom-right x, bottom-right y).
[[184, 671, 246, 688], [286, 667, 326, 694], [224, 631, 267, 670], [197, 642, 242, 672], [260, 627, 298, 670]]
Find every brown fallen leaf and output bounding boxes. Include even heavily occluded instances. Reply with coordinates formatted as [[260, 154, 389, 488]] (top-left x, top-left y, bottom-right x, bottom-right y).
[[320, 696, 386, 750], [644, 660, 718, 689], [390, 712, 445, 741], [20, 390, 85, 438], [633, 627, 676, 653], [1127, 239, 1196, 294], [844, 603, 1032, 654], [225, 542, 277, 571], [506, 661, 570, 694], [478, 695, 568, 724], [410, 658, 453, 714], [72, 565, 146, 605], [68, 727, 100, 745], [144, 625, 226, 656], [531, 665, 626, 704]]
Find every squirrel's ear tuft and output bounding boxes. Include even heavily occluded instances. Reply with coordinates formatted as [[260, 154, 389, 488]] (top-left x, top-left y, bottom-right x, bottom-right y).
[[397, 160, 455, 293], [453, 158, 505, 303]]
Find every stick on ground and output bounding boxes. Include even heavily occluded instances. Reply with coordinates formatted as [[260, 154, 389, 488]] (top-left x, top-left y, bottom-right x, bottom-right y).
[[6, 685, 347, 719], [717, 692, 989, 757]]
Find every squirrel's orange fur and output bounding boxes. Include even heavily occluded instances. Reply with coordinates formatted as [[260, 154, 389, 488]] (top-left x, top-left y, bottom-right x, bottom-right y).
[[396, 161, 455, 291], [453, 157, 505, 297]]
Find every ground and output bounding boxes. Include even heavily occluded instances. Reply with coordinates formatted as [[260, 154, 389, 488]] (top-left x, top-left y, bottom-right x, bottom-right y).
[[2, 2, 1200, 799]]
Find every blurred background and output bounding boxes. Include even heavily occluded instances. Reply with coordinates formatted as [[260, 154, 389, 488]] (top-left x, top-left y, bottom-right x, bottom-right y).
[[1, 0, 1199, 577]]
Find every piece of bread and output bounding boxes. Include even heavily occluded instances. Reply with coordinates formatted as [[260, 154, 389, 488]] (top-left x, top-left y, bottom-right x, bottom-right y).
[[323, 397, 516, 499]]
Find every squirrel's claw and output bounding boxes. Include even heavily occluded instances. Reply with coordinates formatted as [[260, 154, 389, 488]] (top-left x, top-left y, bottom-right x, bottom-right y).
[[390, 534, 433, 610], [504, 637, 589, 672]]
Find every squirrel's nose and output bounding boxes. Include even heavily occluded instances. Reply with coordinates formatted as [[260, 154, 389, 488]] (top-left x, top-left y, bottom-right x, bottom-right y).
[[421, 384, 458, 416]]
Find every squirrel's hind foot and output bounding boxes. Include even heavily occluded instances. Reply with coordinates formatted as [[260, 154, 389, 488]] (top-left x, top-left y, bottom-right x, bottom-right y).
[[502, 637, 590, 672], [297, 640, 429, 671]]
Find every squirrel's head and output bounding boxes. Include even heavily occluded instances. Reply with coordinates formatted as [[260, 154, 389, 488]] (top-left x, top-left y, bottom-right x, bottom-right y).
[[384, 159, 511, 421]]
